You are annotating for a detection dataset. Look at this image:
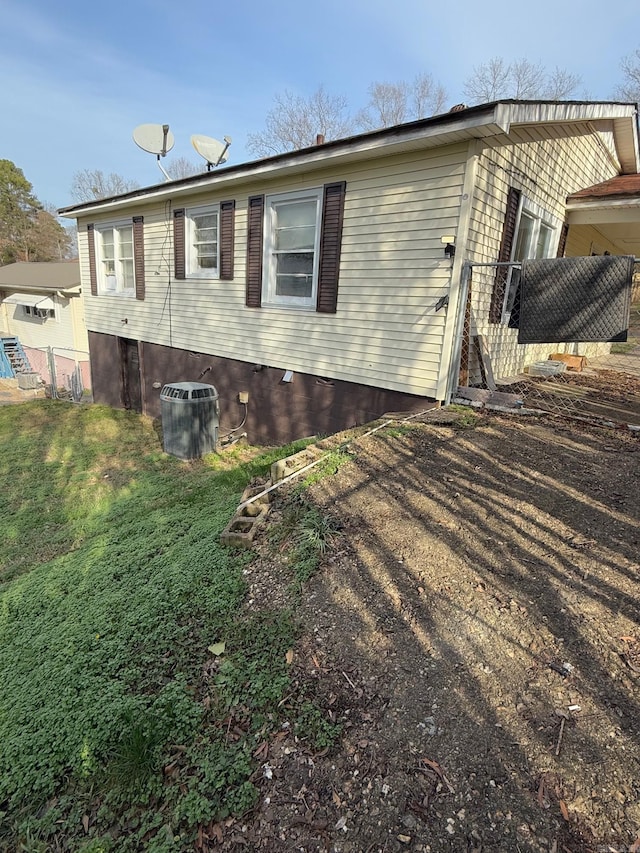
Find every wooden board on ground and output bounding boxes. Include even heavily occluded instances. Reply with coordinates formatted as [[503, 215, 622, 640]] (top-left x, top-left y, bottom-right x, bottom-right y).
[[473, 335, 497, 391]]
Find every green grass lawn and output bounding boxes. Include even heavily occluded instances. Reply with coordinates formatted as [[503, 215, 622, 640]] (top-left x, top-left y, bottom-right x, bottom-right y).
[[0, 401, 331, 852]]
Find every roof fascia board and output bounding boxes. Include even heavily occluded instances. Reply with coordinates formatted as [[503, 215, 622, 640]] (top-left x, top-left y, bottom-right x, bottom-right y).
[[503, 102, 638, 174], [566, 196, 640, 211], [0, 281, 80, 292], [612, 115, 640, 174], [499, 101, 640, 174], [507, 101, 636, 124], [567, 206, 640, 226], [60, 107, 506, 218], [59, 101, 639, 218]]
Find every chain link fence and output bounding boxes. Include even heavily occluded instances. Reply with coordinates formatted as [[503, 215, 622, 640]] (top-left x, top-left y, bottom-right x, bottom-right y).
[[453, 259, 640, 428], [22, 346, 91, 402]]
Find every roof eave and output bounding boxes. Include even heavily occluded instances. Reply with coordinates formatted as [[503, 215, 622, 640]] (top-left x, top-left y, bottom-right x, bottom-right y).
[[566, 196, 640, 211], [59, 100, 640, 218], [59, 103, 509, 218]]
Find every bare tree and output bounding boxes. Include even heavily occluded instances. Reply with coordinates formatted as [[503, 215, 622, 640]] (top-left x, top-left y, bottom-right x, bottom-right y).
[[357, 82, 410, 130], [412, 73, 447, 118], [544, 67, 583, 100], [463, 57, 581, 104], [464, 57, 512, 103], [510, 59, 546, 98], [64, 224, 78, 259], [247, 86, 353, 158], [165, 157, 204, 179], [614, 48, 640, 102], [70, 169, 140, 203], [357, 74, 447, 131]]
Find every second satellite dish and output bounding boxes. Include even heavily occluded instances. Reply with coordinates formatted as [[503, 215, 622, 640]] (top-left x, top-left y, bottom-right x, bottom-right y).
[[191, 134, 232, 170], [133, 123, 175, 157]]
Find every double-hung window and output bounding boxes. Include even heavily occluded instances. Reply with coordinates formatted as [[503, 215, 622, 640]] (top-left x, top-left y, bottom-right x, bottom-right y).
[[88, 217, 145, 300], [96, 223, 135, 296], [174, 202, 234, 281], [263, 189, 322, 308], [186, 205, 220, 278], [501, 196, 559, 327]]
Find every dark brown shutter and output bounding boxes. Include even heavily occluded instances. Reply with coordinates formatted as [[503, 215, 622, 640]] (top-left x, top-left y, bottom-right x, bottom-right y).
[[87, 224, 98, 296], [316, 181, 346, 314], [556, 222, 569, 258], [173, 208, 186, 280], [220, 200, 235, 280], [133, 216, 145, 300], [489, 187, 521, 323], [246, 195, 264, 307]]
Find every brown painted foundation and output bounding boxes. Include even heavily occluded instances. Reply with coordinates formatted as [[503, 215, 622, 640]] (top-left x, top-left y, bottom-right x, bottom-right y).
[[88, 332, 437, 446]]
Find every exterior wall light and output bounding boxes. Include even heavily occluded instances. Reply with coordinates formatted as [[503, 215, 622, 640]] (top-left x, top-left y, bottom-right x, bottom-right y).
[[441, 235, 456, 259]]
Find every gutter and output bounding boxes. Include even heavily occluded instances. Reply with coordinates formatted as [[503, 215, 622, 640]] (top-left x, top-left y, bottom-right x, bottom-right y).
[[59, 107, 504, 218], [58, 100, 639, 220]]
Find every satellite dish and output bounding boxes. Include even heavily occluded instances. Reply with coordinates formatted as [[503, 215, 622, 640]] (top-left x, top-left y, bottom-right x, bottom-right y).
[[133, 123, 175, 156], [133, 123, 175, 181], [191, 134, 232, 170]]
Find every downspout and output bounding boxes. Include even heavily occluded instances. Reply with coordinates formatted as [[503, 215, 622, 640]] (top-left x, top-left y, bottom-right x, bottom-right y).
[[435, 139, 481, 403]]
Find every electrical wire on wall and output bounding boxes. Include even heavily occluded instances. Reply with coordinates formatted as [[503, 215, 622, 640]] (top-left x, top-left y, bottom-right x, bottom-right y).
[[485, 158, 538, 189], [219, 400, 248, 443], [157, 199, 174, 347]]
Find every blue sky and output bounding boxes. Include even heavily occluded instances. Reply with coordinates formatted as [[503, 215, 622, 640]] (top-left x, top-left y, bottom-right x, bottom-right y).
[[2, 0, 639, 209]]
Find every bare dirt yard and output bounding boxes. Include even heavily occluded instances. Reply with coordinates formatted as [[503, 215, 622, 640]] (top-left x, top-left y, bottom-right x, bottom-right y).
[[222, 409, 640, 853]]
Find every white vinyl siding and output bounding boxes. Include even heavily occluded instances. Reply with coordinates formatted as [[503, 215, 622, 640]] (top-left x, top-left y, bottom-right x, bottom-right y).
[[1, 295, 78, 351], [76, 122, 624, 399], [78, 144, 469, 398], [467, 128, 620, 378]]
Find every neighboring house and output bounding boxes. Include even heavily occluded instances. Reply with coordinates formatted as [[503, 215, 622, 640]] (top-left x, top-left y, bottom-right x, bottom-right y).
[[60, 100, 640, 444], [0, 261, 90, 391]]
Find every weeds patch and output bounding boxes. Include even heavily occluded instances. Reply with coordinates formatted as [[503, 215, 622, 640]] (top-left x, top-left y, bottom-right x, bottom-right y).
[[269, 495, 341, 588], [294, 701, 342, 751], [447, 404, 481, 429], [0, 403, 332, 852]]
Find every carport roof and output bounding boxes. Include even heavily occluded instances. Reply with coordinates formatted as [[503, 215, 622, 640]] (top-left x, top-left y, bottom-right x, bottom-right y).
[[568, 174, 640, 201], [566, 174, 640, 257]]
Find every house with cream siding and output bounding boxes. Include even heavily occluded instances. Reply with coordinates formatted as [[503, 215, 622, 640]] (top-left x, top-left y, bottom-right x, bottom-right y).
[[60, 100, 640, 444], [0, 261, 90, 389]]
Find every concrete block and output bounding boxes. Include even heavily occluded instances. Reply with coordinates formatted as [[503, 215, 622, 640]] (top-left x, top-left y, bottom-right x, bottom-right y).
[[271, 446, 323, 483], [220, 508, 268, 548], [240, 483, 271, 509], [220, 482, 272, 548]]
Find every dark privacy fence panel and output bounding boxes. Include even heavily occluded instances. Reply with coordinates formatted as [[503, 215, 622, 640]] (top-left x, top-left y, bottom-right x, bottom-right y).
[[518, 255, 634, 344]]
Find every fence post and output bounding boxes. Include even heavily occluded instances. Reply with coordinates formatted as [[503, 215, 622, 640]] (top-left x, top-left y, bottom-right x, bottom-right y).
[[445, 262, 473, 405], [47, 347, 57, 399]]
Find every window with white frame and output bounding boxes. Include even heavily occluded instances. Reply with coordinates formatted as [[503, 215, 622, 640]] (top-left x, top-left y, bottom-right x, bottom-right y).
[[96, 223, 135, 295], [263, 188, 322, 308], [186, 205, 219, 277], [502, 198, 559, 326]]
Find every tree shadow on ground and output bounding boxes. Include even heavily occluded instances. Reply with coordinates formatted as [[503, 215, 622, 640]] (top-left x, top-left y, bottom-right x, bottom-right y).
[[295, 412, 639, 852]]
